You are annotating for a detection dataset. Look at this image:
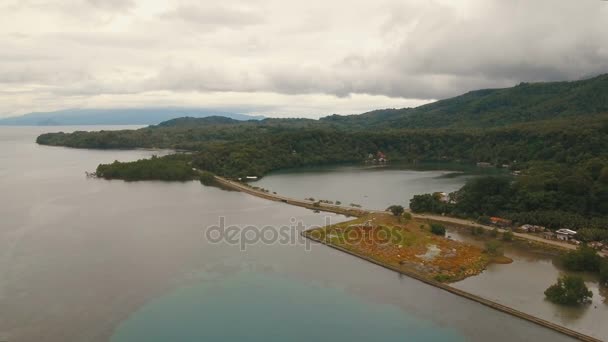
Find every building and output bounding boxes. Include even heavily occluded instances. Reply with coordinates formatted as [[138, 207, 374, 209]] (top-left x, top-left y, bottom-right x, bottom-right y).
[[376, 151, 387, 163], [555, 229, 577, 241], [438, 192, 450, 203], [517, 224, 546, 233], [490, 217, 512, 227]]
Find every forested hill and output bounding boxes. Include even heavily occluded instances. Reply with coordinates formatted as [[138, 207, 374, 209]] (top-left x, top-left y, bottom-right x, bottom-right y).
[[33, 73, 608, 233], [322, 73, 608, 129]]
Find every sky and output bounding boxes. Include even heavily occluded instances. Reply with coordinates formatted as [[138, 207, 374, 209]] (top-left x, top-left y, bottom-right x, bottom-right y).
[[1, 0, 607, 118]]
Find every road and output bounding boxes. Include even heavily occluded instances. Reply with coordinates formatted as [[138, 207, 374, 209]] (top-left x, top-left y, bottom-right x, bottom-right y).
[[214, 176, 605, 256]]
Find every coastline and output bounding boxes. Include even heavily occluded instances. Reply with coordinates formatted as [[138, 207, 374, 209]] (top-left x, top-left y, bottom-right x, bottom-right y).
[[303, 231, 601, 342], [214, 175, 603, 342]]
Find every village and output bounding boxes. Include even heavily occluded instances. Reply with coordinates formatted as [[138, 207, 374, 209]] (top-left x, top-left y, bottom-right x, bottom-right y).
[[429, 189, 608, 256]]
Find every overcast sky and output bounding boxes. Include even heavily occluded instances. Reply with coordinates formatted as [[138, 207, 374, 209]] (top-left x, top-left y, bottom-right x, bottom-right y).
[[1, 0, 607, 118]]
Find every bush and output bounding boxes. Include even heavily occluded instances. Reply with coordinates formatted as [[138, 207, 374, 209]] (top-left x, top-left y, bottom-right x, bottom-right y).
[[490, 228, 499, 238], [561, 245, 602, 272], [199, 171, 216, 186], [387, 205, 405, 216], [478, 216, 491, 225], [430, 223, 446, 236], [545, 275, 593, 305], [402, 212, 413, 220]]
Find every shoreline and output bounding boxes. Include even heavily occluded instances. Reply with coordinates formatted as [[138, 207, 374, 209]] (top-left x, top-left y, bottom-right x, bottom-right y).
[[303, 231, 601, 342], [214, 175, 603, 342], [214, 175, 600, 256]]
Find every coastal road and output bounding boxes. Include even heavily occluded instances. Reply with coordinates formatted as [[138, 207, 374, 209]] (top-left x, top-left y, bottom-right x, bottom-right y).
[[213, 176, 605, 257]]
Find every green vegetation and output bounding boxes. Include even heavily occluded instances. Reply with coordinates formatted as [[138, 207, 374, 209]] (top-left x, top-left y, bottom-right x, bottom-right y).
[[199, 171, 216, 186], [96, 155, 196, 181], [561, 245, 602, 273], [430, 223, 446, 236], [544, 275, 593, 306], [321, 74, 608, 129], [600, 260, 608, 285], [410, 161, 608, 231], [387, 205, 405, 217], [36, 74, 608, 232]]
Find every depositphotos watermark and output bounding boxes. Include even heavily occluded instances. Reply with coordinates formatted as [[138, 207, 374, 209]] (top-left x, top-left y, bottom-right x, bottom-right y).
[[204, 216, 330, 251], [204, 216, 399, 251]]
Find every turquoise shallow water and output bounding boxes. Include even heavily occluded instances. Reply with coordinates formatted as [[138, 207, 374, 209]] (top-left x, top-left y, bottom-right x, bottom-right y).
[[111, 272, 465, 342]]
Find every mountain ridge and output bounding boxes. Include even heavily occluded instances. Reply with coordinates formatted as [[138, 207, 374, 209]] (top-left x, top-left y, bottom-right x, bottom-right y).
[[0, 108, 265, 126]]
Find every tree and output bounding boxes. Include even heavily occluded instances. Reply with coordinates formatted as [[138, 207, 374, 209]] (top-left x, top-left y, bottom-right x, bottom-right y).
[[410, 194, 446, 213], [430, 223, 446, 236], [544, 275, 593, 305], [387, 205, 405, 217], [561, 245, 602, 272], [490, 228, 499, 238]]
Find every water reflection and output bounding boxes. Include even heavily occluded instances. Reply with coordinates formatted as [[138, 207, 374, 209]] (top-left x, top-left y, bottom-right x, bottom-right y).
[[448, 226, 607, 338]]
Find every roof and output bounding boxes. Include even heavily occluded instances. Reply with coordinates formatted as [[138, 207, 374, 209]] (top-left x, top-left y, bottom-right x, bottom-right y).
[[556, 229, 577, 235]]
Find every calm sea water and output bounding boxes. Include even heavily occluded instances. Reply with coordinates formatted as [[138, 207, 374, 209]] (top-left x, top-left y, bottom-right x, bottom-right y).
[[250, 165, 481, 210], [258, 164, 608, 340], [0, 126, 578, 342]]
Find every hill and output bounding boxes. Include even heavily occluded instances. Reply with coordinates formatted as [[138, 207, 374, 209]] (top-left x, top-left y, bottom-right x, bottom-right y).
[[0, 108, 264, 126], [322, 74, 608, 129]]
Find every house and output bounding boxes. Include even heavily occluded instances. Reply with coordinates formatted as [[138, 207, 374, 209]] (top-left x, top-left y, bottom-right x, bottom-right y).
[[555, 229, 577, 241], [246, 176, 258, 180], [517, 224, 533, 233], [517, 224, 546, 233], [490, 217, 512, 227], [376, 151, 387, 163], [434, 192, 450, 203]]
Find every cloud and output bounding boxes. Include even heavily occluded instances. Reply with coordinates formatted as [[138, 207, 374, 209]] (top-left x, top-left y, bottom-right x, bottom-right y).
[[0, 0, 607, 117], [86, 0, 136, 12], [161, 4, 264, 29]]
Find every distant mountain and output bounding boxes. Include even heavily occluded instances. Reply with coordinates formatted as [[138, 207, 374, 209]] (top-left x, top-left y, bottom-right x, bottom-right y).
[[157, 116, 241, 127], [0, 108, 264, 126], [321, 73, 608, 129]]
